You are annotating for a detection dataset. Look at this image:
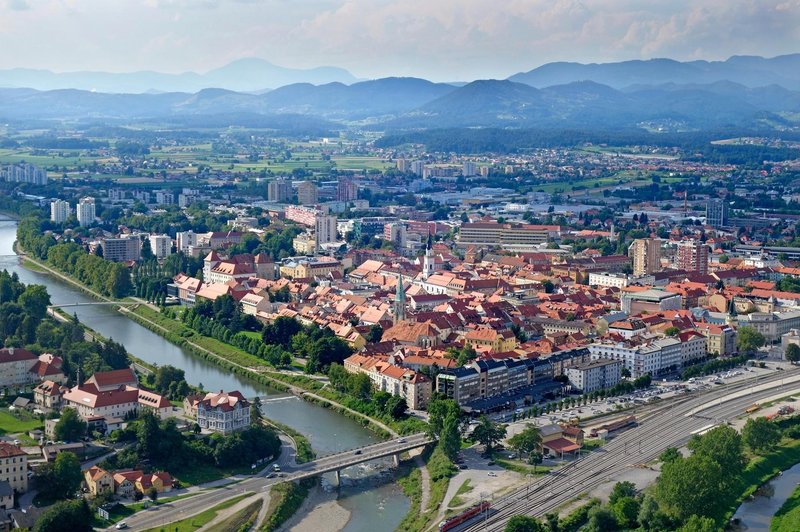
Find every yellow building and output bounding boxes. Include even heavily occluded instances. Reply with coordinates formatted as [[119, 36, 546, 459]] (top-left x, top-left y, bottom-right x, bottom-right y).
[[464, 328, 518, 353], [84, 466, 115, 497]]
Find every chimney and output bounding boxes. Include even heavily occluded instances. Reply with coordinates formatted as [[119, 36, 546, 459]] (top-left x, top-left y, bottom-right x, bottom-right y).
[[8, 347, 14, 355]]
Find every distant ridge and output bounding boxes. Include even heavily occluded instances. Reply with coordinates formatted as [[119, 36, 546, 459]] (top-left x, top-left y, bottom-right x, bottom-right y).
[[0, 58, 359, 93], [508, 54, 800, 90]]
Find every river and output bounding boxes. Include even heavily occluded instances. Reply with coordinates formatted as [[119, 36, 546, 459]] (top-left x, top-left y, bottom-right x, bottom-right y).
[[732, 461, 800, 531], [0, 216, 409, 532]]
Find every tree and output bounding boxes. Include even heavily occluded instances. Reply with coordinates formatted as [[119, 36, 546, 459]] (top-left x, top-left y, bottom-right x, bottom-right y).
[[786, 343, 800, 364], [506, 515, 545, 532], [106, 262, 132, 298], [664, 326, 680, 337], [718, 254, 729, 264], [742, 417, 781, 453], [584, 506, 618, 532], [148, 486, 158, 502], [656, 454, 727, 520], [250, 396, 263, 426], [18, 284, 51, 320], [440, 412, 461, 461], [737, 326, 766, 354], [472, 415, 507, 453], [33, 499, 92, 532], [612, 497, 640, 529], [366, 324, 383, 343], [428, 398, 461, 437], [53, 408, 87, 442], [677, 515, 717, 532], [659, 447, 681, 464], [609, 481, 637, 505], [35, 451, 83, 500], [687, 425, 745, 478], [508, 424, 542, 459]]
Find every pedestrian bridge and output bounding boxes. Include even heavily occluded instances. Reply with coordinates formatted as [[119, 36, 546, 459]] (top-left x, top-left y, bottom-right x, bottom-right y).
[[48, 301, 141, 308], [279, 432, 433, 483]]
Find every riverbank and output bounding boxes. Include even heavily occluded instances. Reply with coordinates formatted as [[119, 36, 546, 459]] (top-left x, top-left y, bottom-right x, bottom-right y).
[[772, 482, 800, 531]]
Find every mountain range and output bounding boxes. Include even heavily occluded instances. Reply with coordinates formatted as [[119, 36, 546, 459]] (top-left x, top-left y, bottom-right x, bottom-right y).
[[0, 58, 358, 93], [0, 55, 799, 132]]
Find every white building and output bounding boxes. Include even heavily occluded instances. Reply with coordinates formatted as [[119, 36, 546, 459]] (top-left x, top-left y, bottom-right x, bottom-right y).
[[176, 231, 198, 253], [50, 199, 70, 224], [588, 337, 682, 378], [149, 235, 173, 260], [195, 391, 250, 435], [566, 359, 623, 393], [77, 197, 96, 227], [315, 215, 338, 248], [0, 442, 28, 493]]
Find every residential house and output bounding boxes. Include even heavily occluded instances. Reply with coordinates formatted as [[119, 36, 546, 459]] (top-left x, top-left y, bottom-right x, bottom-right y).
[[84, 466, 115, 497], [0, 443, 27, 493], [33, 380, 68, 409], [196, 391, 251, 434]]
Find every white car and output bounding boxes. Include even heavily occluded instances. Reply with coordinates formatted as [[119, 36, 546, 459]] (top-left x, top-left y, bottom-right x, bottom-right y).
[[115, 523, 128, 530]]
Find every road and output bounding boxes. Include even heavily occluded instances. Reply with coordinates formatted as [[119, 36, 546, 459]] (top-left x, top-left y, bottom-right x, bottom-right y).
[[459, 368, 800, 531], [110, 432, 431, 530]]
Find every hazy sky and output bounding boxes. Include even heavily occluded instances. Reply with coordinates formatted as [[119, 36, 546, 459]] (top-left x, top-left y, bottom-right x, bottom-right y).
[[1, 0, 798, 80]]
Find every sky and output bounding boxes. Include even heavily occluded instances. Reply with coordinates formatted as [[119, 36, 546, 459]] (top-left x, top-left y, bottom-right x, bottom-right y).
[[1, 0, 799, 81]]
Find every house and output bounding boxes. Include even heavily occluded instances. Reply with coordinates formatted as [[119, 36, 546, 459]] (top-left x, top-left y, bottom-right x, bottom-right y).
[[538, 424, 581, 457], [33, 380, 68, 409], [86, 368, 138, 392], [0, 443, 27, 493], [41, 443, 86, 462], [182, 393, 204, 419], [196, 391, 251, 434], [463, 327, 517, 353], [84, 466, 115, 497], [112, 471, 137, 498]]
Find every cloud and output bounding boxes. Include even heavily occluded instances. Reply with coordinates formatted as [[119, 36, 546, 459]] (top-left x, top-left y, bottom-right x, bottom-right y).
[[0, 0, 797, 80], [5, 0, 30, 10]]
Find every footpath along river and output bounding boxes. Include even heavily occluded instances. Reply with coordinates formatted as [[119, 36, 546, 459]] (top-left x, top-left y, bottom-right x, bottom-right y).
[[0, 216, 409, 532]]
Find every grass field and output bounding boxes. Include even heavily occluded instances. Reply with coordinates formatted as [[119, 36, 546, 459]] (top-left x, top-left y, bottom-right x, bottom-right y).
[[206, 498, 263, 532], [0, 409, 43, 435]]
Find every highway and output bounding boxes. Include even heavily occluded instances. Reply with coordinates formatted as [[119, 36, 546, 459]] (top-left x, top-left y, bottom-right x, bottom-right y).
[[113, 432, 431, 530], [460, 368, 800, 531]]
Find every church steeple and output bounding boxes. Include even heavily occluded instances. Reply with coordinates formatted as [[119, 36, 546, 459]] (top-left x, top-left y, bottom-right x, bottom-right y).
[[394, 274, 407, 323], [423, 235, 434, 280], [726, 296, 737, 327]]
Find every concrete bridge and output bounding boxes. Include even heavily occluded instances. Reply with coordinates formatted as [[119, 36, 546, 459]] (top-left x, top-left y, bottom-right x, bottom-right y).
[[280, 432, 433, 484]]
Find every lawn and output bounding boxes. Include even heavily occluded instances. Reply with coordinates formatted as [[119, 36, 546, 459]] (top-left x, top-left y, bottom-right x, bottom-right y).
[[206, 498, 263, 532], [0, 409, 43, 435], [772, 484, 800, 531], [141, 493, 253, 532], [448, 479, 474, 508]]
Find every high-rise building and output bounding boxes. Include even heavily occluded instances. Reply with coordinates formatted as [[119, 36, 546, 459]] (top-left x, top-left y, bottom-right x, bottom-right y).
[[50, 199, 70, 224], [462, 162, 478, 177], [675, 240, 709, 274], [628, 238, 661, 276], [176, 231, 197, 253], [297, 181, 319, 205], [0, 163, 47, 185], [77, 197, 96, 227], [384, 222, 407, 248], [267, 179, 291, 202], [101, 236, 141, 262], [149, 235, 173, 260], [315, 215, 338, 249], [411, 161, 425, 176], [336, 177, 357, 202], [396, 159, 410, 172], [706, 198, 729, 228]]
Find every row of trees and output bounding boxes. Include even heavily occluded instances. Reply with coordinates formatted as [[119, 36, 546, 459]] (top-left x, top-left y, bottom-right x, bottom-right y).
[[44, 241, 132, 298]]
